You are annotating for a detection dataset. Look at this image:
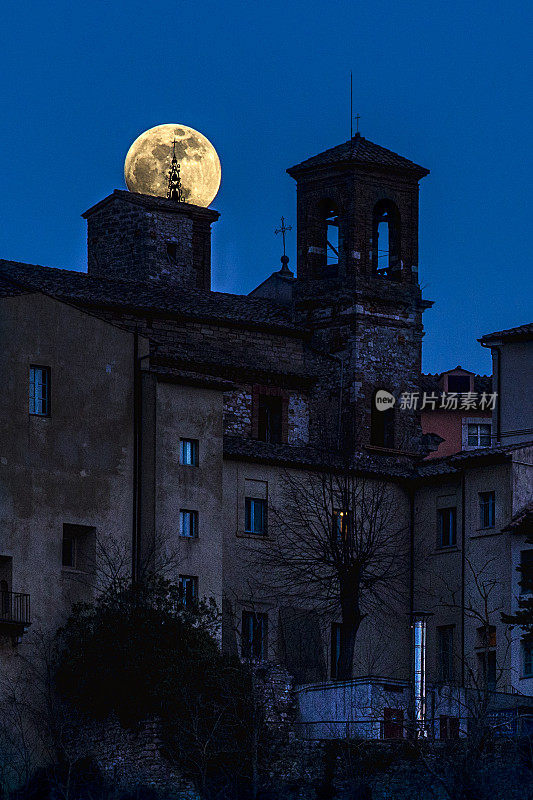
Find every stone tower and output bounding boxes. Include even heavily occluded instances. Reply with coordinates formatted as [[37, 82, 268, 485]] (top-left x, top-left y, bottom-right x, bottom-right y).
[[287, 134, 433, 454], [83, 190, 219, 290]]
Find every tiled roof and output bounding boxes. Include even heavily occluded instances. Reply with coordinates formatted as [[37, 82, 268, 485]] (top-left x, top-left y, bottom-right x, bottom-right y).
[[480, 323, 533, 344], [0, 260, 303, 334], [417, 441, 533, 477], [151, 347, 319, 385], [420, 373, 492, 395], [287, 134, 429, 178], [223, 436, 415, 479], [0, 274, 33, 297], [151, 365, 234, 391], [502, 502, 533, 534]]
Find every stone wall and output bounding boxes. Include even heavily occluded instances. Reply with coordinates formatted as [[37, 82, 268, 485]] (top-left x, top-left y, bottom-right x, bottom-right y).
[[65, 715, 198, 798], [85, 191, 218, 289], [266, 738, 533, 800]]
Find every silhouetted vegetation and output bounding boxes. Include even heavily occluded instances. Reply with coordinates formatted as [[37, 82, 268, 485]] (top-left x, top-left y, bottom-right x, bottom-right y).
[[54, 578, 258, 798]]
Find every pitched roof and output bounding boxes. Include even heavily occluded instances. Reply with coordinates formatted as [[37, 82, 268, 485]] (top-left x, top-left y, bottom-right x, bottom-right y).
[[287, 134, 429, 178], [420, 372, 492, 395], [0, 260, 303, 334], [502, 502, 533, 534], [479, 323, 533, 344], [417, 440, 533, 477], [223, 436, 415, 478]]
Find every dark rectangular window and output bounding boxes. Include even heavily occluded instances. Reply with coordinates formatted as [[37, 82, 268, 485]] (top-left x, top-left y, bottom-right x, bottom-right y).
[[245, 498, 267, 535], [467, 423, 491, 448], [180, 509, 198, 538], [258, 395, 283, 444], [521, 551, 533, 595], [479, 491, 495, 529], [448, 375, 471, 393], [437, 625, 455, 683], [179, 575, 198, 606], [523, 640, 533, 678], [62, 524, 96, 571], [371, 392, 395, 449], [62, 531, 76, 568], [180, 439, 199, 467], [477, 650, 497, 690], [29, 366, 50, 416], [440, 715, 460, 739], [438, 507, 457, 548], [241, 611, 267, 660], [331, 622, 343, 680]]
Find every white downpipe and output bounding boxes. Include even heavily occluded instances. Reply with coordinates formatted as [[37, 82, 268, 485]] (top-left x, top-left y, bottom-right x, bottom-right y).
[[413, 615, 427, 738]]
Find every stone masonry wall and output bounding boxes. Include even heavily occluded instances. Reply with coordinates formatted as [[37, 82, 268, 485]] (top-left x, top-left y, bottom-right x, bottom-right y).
[[65, 714, 198, 798], [86, 192, 217, 289], [223, 386, 309, 444]]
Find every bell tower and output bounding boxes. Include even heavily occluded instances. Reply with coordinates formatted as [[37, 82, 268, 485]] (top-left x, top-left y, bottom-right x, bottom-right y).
[[286, 132, 429, 283], [287, 134, 433, 455]]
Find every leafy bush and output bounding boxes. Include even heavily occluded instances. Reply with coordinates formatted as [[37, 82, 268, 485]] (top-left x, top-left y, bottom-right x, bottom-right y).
[[55, 578, 256, 796]]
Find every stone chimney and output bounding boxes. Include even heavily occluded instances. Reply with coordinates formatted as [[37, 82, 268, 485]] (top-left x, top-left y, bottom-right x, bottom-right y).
[[83, 190, 219, 290]]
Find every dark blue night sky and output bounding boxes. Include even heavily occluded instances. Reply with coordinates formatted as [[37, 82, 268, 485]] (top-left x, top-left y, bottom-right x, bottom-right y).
[[1, 0, 531, 374]]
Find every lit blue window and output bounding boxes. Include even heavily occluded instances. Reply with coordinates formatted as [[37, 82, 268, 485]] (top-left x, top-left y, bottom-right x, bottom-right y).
[[29, 366, 50, 416], [245, 498, 266, 535], [438, 507, 457, 548], [242, 611, 267, 659], [180, 509, 198, 538], [179, 575, 198, 606], [180, 439, 199, 466]]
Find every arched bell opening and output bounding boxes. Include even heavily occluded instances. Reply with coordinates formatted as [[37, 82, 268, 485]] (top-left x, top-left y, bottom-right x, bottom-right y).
[[372, 200, 401, 281]]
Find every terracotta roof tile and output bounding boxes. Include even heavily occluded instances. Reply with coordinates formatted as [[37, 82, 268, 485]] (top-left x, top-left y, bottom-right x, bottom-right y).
[[287, 134, 429, 178], [480, 323, 533, 343], [0, 260, 303, 333]]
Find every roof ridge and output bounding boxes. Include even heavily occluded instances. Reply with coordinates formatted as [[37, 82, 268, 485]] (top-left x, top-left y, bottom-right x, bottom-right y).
[[287, 134, 429, 177], [0, 258, 293, 309]]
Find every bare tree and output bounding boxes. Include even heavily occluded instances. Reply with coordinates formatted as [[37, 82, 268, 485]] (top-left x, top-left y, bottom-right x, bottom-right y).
[[256, 459, 410, 681], [414, 557, 532, 800]]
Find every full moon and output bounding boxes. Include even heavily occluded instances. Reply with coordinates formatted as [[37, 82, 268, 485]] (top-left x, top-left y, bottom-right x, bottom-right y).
[[124, 124, 221, 207]]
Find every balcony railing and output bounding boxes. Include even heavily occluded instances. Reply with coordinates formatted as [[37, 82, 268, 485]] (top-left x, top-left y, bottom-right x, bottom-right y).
[[0, 591, 31, 628]]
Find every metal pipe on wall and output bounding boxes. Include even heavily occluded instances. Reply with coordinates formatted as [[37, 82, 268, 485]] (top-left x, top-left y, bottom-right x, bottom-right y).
[[413, 613, 428, 738]]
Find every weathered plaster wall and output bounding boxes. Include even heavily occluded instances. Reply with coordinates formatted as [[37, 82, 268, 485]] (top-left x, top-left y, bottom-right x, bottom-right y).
[[155, 381, 224, 608], [0, 291, 141, 670]]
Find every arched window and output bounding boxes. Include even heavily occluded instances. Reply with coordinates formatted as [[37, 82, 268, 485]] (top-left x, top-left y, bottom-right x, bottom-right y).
[[372, 200, 401, 279], [312, 199, 341, 278], [324, 202, 339, 268], [370, 389, 395, 449]]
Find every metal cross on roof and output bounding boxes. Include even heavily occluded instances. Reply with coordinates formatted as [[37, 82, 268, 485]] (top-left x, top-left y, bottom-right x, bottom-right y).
[[275, 216, 292, 257], [167, 139, 185, 203]]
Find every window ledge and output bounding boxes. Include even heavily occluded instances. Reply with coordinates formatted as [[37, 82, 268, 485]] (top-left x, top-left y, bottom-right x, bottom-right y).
[[61, 567, 93, 575], [434, 546, 460, 554], [237, 531, 269, 540]]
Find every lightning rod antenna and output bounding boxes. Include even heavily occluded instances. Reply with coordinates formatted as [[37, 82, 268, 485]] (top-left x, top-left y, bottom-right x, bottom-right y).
[[350, 71, 353, 139]]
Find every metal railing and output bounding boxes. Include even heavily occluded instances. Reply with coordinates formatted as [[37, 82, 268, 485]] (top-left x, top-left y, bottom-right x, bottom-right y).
[[0, 591, 31, 626]]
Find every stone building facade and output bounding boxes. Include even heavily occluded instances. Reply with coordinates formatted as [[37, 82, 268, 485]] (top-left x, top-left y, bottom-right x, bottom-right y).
[[0, 132, 532, 742]]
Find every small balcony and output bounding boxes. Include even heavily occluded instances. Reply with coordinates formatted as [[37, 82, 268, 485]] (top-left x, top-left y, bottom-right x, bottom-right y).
[[0, 591, 31, 642]]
